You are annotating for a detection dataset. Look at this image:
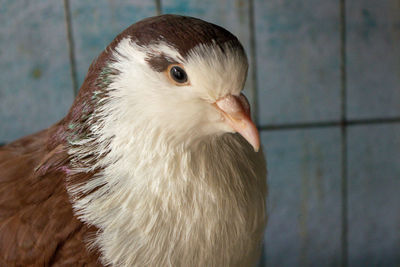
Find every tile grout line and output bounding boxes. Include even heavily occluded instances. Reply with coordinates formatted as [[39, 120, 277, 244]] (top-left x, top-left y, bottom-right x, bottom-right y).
[[258, 117, 400, 131], [248, 2, 266, 266], [63, 0, 79, 97], [249, 0, 260, 127], [155, 0, 162, 15], [339, 0, 348, 266]]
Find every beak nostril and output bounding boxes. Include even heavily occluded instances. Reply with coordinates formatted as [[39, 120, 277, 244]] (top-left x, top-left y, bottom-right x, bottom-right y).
[[215, 95, 242, 114]]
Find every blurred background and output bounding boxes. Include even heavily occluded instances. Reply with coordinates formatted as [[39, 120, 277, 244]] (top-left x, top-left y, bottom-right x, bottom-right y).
[[0, 0, 399, 266]]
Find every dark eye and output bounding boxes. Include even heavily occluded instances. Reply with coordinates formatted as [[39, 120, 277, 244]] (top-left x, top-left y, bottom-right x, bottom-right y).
[[169, 66, 188, 84]]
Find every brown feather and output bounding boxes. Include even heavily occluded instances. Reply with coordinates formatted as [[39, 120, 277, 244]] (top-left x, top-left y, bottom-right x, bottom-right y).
[[0, 127, 102, 266]]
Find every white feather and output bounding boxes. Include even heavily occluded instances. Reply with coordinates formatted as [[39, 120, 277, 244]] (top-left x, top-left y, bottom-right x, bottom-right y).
[[68, 38, 267, 267]]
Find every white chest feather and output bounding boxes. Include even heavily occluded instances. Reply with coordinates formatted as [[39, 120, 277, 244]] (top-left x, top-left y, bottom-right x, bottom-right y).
[[69, 134, 266, 267]]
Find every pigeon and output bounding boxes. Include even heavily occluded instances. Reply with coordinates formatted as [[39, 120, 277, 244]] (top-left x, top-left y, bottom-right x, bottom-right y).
[[0, 14, 267, 267]]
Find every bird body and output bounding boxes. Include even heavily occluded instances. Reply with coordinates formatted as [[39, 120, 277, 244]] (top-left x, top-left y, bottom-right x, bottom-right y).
[[0, 15, 267, 266]]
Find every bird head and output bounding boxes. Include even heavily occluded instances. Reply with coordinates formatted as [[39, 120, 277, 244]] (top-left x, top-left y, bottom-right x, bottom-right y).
[[64, 15, 260, 160]]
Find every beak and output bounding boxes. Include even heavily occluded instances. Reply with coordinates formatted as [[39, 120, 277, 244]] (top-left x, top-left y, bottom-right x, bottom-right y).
[[214, 93, 260, 152]]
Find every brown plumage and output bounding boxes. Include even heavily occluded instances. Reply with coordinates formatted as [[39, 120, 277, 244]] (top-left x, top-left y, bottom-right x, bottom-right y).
[[0, 128, 101, 266], [0, 14, 266, 266]]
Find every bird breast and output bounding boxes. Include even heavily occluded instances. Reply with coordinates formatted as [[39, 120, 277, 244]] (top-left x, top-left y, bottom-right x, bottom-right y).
[[68, 134, 267, 267]]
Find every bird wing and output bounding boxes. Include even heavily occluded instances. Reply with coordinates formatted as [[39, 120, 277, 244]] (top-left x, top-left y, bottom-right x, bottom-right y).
[[0, 127, 101, 266]]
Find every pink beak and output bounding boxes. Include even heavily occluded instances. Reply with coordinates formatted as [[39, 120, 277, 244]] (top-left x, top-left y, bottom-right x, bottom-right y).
[[215, 93, 260, 152]]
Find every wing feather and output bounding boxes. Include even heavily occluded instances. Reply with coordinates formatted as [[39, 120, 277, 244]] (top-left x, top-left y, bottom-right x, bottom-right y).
[[0, 127, 101, 266]]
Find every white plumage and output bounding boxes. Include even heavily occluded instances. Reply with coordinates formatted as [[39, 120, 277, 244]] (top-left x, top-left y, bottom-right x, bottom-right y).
[[66, 15, 267, 267]]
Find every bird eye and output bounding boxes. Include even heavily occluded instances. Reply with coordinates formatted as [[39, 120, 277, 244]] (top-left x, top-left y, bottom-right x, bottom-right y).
[[169, 66, 188, 84]]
